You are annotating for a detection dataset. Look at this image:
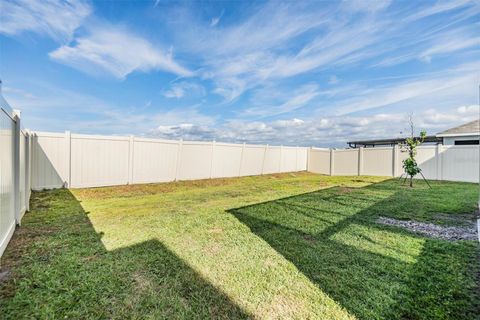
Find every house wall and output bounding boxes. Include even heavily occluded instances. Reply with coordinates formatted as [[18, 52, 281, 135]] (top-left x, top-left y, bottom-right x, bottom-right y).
[[443, 135, 480, 145]]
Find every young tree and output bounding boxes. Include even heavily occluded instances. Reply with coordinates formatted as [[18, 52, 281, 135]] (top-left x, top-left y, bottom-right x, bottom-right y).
[[399, 116, 427, 187]]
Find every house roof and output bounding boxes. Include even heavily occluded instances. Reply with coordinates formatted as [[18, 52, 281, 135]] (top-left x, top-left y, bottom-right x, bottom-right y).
[[347, 135, 441, 148], [436, 119, 480, 137]]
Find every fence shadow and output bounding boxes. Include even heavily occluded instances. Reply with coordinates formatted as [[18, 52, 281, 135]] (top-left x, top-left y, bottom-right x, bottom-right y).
[[229, 180, 479, 319], [0, 189, 249, 319]]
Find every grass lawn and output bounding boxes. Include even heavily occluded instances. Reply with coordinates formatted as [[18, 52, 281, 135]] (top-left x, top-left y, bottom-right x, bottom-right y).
[[1, 172, 479, 319]]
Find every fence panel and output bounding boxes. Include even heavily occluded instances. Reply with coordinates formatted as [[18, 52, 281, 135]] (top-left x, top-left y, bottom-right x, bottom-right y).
[[308, 148, 330, 174], [363, 147, 393, 176], [176, 141, 213, 181], [0, 107, 15, 257], [415, 146, 437, 180], [296, 148, 308, 171], [239, 145, 265, 176], [334, 149, 359, 175], [280, 147, 298, 172], [212, 143, 243, 178], [441, 146, 479, 183], [71, 134, 129, 188], [262, 146, 281, 174], [132, 138, 179, 184], [307, 145, 479, 183], [31, 132, 67, 190]]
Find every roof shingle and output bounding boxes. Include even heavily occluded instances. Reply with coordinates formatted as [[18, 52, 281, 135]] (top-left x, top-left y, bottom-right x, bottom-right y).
[[437, 119, 479, 136]]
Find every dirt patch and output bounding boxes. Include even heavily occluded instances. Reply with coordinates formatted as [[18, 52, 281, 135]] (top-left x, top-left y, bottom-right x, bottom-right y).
[[337, 187, 353, 195], [377, 216, 478, 241], [132, 271, 153, 292], [208, 227, 224, 234], [303, 234, 317, 246]]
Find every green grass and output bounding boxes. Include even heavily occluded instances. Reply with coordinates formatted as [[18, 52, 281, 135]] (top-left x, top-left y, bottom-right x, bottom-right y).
[[1, 173, 479, 319]]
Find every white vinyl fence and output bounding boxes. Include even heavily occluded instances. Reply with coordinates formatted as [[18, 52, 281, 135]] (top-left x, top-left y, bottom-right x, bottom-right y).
[[2, 96, 478, 258], [0, 99, 31, 258], [308, 145, 479, 183], [30, 131, 308, 190]]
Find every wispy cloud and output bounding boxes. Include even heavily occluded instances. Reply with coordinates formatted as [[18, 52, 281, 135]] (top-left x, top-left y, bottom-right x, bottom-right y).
[[244, 84, 320, 117], [420, 36, 480, 62], [49, 24, 193, 79], [162, 82, 205, 99], [0, 0, 91, 42], [210, 9, 224, 27], [327, 63, 480, 116]]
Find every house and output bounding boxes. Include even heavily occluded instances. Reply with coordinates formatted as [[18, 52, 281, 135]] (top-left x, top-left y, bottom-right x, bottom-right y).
[[347, 119, 479, 148], [436, 119, 479, 145]]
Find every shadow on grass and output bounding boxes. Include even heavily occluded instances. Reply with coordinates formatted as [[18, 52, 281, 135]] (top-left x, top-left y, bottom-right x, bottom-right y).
[[0, 190, 249, 319], [229, 180, 480, 320]]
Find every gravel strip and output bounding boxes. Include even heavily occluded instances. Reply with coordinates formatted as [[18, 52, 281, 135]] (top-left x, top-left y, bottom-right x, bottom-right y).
[[377, 216, 478, 241]]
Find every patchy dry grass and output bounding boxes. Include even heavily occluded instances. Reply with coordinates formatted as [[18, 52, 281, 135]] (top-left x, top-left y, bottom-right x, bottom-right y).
[[1, 173, 479, 319]]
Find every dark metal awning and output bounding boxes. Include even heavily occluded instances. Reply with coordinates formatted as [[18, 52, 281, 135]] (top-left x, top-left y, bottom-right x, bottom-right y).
[[347, 135, 442, 148]]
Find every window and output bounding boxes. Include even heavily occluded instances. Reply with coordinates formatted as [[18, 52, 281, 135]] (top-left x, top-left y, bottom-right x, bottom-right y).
[[454, 140, 479, 145]]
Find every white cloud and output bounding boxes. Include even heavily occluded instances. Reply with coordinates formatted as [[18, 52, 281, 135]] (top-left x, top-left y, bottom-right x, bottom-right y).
[[342, 0, 392, 13], [406, 0, 476, 22], [210, 10, 224, 27], [0, 0, 91, 42], [244, 84, 320, 117], [148, 105, 479, 147], [328, 75, 340, 85], [163, 82, 205, 99], [420, 36, 480, 61], [169, 0, 480, 103], [49, 25, 193, 79], [328, 64, 480, 116]]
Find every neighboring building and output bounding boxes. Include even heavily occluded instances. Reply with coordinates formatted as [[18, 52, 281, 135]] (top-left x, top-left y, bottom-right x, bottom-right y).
[[347, 119, 479, 148], [436, 119, 479, 145]]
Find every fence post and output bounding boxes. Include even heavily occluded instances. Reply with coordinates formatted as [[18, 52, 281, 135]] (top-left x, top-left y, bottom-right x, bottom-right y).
[[64, 131, 71, 187], [12, 110, 21, 224], [238, 142, 246, 177], [174, 139, 183, 181], [358, 147, 364, 176], [435, 144, 442, 181], [128, 135, 134, 184], [307, 147, 313, 172], [210, 140, 216, 179], [25, 130, 31, 211], [392, 145, 399, 177], [329, 148, 335, 176], [279, 145, 283, 173], [261, 144, 268, 175], [294, 146, 298, 171]]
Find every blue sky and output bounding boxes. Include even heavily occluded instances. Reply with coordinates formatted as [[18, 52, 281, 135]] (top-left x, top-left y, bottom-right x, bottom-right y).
[[0, 0, 479, 146]]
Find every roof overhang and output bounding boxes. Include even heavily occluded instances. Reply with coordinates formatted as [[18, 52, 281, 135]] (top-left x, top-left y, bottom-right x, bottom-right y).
[[436, 133, 479, 138]]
